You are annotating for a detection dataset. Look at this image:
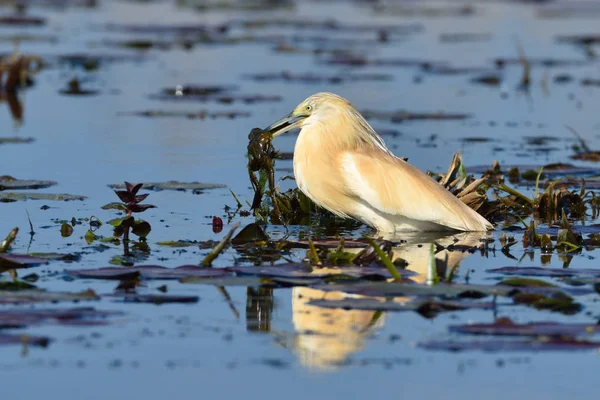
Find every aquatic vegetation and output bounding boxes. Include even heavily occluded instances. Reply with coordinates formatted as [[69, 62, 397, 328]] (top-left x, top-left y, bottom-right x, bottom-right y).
[[118, 109, 250, 120], [101, 182, 156, 258], [108, 181, 226, 193], [58, 77, 99, 96]]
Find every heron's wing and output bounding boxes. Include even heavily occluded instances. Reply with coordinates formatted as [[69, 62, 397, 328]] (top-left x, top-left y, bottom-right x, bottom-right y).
[[339, 150, 491, 231]]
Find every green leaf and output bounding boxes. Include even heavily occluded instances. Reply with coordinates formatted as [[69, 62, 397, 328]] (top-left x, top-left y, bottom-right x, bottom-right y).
[[84, 229, 97, 244], [107, 216, 134, 228], [132, 220, 151, 238], [60, 223, 73, 237]]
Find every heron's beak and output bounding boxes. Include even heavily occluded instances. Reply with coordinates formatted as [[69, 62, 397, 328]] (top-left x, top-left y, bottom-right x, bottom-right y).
[[264, 111, 308, 138]]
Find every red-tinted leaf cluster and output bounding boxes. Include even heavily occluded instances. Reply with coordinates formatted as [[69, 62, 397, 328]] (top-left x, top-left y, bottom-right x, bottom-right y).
[[114, 181, 156, 214]]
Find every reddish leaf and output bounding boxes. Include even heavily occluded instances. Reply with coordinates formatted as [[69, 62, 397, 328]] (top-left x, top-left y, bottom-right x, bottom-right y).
[[124, 181, 135, 193], [114, 190, 134, 203], [128, 203, 156, 213]]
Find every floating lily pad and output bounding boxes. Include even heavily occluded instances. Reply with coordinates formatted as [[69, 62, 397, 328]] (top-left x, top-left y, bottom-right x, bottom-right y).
[[323, 54, 445, 68], [0, 307, 122, 329], [307, 298, 494, 313], [361, 109, 470, 123], [150, 91, 281, 104], [226, 263, 413, 280], [311, 281, 513, 298], [0, 137, 34, 145], [449, 318, 600, 337], [498, 277, 557, 288], [283, 238, 373, 249], [0, 254, 49, 268], [119, 110, 251, 119], [180, 275, 266, 287], [0, 289, 99, 304], [0, 177, 57, 190], [0, 15, 45, 26], [0, 334, 50, 347], [0, 192, 86, 201], [65, 265, 232, 280], [156, 240, 200, 247], [418, 338, 600, 352], [108, 181, 226, 192], [244, 71, 393, 84], [115, 294, 199, 304]]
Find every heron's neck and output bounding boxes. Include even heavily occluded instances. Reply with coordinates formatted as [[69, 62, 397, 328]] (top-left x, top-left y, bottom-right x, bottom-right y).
[[302, 111, 393, 155]]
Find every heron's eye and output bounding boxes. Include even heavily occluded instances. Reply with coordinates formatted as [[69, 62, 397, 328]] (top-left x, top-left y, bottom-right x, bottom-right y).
[[305, 105, 312, 112]]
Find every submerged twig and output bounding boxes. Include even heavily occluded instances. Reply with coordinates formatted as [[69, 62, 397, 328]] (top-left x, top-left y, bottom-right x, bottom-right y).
[[201, 222, 240, 266]]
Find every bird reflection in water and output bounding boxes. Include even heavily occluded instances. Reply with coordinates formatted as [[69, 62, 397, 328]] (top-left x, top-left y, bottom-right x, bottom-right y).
[[1, 91, 23, 125], [288, 231, 484, 371], [0, 52, 42, 127]]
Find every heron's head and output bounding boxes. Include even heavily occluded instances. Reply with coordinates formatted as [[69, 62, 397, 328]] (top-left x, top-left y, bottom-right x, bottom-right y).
[[264, 92, 353, 138]]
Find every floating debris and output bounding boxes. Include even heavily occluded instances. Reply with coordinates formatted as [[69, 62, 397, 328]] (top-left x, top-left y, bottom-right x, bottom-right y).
[[0, 15, 45, 26], [361, 109, 471, 123], [307, 298, 494, 314], [244, 71, 393, 84], [0, 137, 34, 145], [321, 54, 446, 69], [418, 338, 600, 352], [0, 334, 49, 347], [471, 74, 502, 86], [488, 266, 600, 278], [118, 110, 250, 119], [58, 77, 99, 96], [150, 90, 281, 104], [0, 254, 49, 268], [108, 181, 226, 192], [115, 294, 199, 304], [227, 18, 422, 34], [65, 265, 232, 280], [0, 176, 56, 190], [449, 318, 600, 337], [494, 57, 588, 68], [0, 289, 98, 304], [0, 192, 86, 201], [372, 3, 475, 17], [0, 307, 122, 329], [439, 33, 492, 43]]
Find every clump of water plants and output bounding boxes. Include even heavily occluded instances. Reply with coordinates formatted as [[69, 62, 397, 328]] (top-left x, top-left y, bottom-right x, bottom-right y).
[[247, 127, 282, 220], [102, 182, 156, 257]]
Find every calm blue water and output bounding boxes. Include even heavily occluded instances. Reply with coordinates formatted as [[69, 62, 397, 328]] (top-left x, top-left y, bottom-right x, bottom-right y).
[[1, 0, 600, 398]]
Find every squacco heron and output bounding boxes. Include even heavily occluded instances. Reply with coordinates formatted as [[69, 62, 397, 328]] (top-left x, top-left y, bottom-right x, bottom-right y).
[[265, 92, 493, 232]]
